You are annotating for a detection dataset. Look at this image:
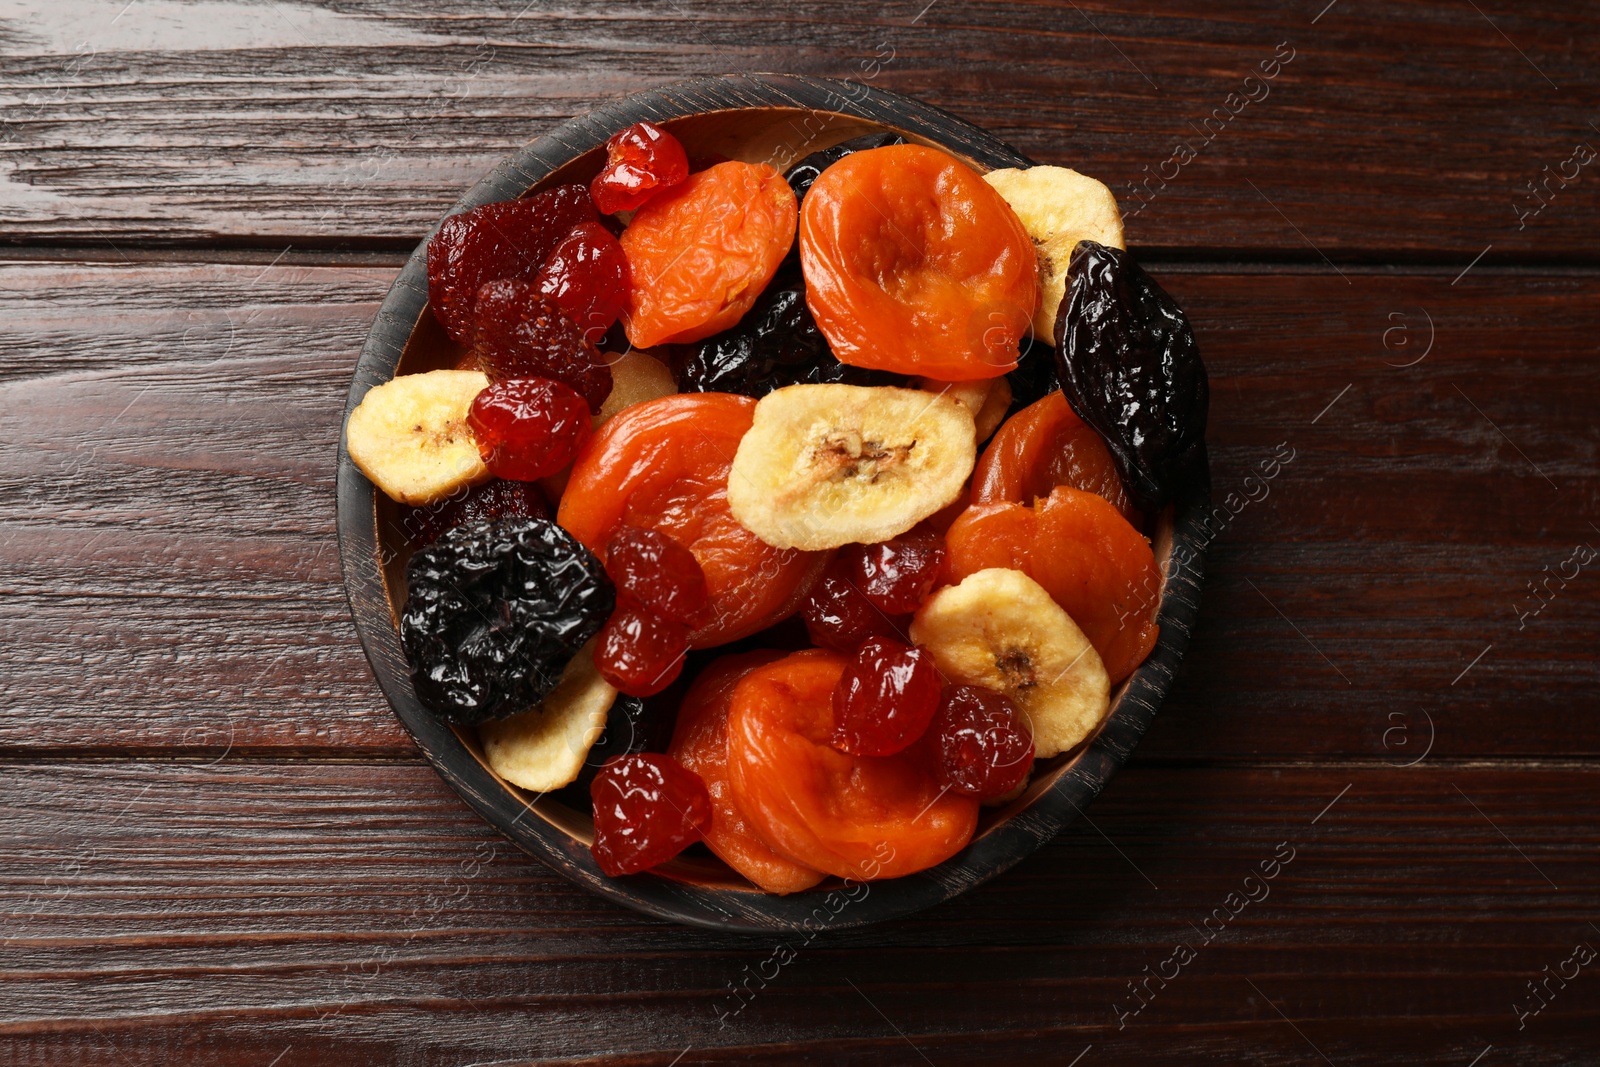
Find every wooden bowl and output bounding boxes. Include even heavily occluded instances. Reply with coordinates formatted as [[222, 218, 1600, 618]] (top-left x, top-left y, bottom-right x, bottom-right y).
[[336, 73, 1209, 931]]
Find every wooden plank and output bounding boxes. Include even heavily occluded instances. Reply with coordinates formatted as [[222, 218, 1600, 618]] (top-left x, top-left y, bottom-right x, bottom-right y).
[[1, 260, 1596, 756], [2, 2, 1597, 257], [1, 760, 1597, 1064]]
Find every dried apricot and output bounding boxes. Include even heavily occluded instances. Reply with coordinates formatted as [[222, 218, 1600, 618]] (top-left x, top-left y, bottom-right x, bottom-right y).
[[726, 649, 978, 880], [799, 144, 1037, 381], [668, 651, 826, 894], [620, 161, 798, 349], [973, 390, 1137, 523], [945, 486, 1160, 684], [556, 393, 825, 648]]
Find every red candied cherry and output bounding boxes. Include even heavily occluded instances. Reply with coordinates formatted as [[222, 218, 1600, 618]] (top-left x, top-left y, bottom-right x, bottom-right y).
[[533, 220, 631, 346], [798, 560, 910, 652], [589, 753, 711, 875], [931, 685, 1035, 800], [831, 636, 942, 757], [595, 601, 690, 697], [604, 526, 709, 625], [467, 377, 592, 481], [590, 120, 690, 214], [843, 527, 948, 615]]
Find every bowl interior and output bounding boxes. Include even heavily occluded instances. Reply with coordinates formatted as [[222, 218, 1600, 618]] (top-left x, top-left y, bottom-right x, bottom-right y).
[[342, 75, 1206, 929]]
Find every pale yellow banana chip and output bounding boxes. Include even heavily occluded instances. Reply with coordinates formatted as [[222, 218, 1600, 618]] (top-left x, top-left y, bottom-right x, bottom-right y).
[[346, 368, 489, 505], [917, 376, 1013, 444], [911, 567, 1111, 758], [479, 641, 616, 793], [983, 166, 1125, 341], [727, 384, 976, 551]]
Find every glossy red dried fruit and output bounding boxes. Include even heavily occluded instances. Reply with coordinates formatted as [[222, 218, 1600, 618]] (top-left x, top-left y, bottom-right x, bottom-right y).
[[589, 753, 711, 875], [472, 280, 612, 412], [798, 560, 910, 652], [595, 600, 690, 697], [831, 636, 941, 757], [467, 377, 592, 482], [931, 685, 1034, 800], [590, 120, 690, 215], [533, 220, 631, 345], [844, 528, 947, 615], [426, 184, 598, 343], [394, 478, 549, 548], [604, 526, 709, 625]]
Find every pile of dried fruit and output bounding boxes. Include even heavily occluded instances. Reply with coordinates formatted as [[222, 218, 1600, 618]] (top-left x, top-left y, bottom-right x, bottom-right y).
[[346, 120, 1208, 890]]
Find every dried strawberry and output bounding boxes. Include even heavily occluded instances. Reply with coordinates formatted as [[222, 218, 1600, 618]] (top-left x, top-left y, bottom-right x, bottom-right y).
[[425, 184, 598, 343], [472, 279, 612, 413]]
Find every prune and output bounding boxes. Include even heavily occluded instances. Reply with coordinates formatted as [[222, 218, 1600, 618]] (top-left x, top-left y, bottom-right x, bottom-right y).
[[426, 184, 598, 343], [679, 265, 904, 397], [831, 636, 941, 757], [590, 120, 690, 215], [473, 280, 612, 413], [400, 518, 614, 724], [467, 377, 592, 481], [1054, 241, 1208, 512], [533, 221, 631, 345], [393, 478, 548, 549], [784, 131, 907, 203], [589, 753, 711, 875]]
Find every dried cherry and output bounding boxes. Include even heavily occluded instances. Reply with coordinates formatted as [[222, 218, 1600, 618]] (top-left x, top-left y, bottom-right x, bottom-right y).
[[589, 753, 711, 876], [590, 120, 690, 215], [426, 184, 597, 343], [473, 280, 612, 413], [842, 528, 946, 616], [931, 685, 1034, 800], [594, 600, 689, 697], [533, 220, 631, 345], [400, 518, 614, 724], [603, 525, 709, 625], [831, 636, 941, 757], [1055, 241, 1208, 512], [679, 264, 904, 397], [467, 377, 592, 481], [798, 559, 911, 652]]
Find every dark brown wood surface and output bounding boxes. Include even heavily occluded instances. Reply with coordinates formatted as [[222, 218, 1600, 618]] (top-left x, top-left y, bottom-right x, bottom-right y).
[[3, 0, 1598, 1063]]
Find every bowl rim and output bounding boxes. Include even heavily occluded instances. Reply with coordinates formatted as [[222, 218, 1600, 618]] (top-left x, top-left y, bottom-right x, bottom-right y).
[[336, 72, 1210, 932]]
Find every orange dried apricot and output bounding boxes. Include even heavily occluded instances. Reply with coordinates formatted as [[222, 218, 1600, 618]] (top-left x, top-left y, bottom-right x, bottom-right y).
[[945, 486, 1160, 684], [973, 390, 1138, 523], [799, 144, 1037, 381], [620, 161, 797, 349]]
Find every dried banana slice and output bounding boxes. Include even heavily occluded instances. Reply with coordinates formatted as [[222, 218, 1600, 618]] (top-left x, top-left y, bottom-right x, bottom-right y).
[[596, 348, 677, 428], [983, 166, 1125, 340], [346, 368, 489, 505], [479, 640, 616, 793], [918, 376, 1012, 444], [727, 384, 976, 551], [910, 567, 1111, 758]]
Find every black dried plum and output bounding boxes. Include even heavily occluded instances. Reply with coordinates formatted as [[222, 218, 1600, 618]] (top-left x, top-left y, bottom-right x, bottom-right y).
[[1054, 241, 1208, 512], [1005, 335, 1061, 414], [679, 265, 904, 397], [401, 518, 614, 724], [784, 131, 908, 203]]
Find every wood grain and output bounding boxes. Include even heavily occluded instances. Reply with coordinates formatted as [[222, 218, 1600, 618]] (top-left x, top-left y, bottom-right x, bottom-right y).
[[3, 259, 1595, 758], [3, 1, 1597, 258], [1, 759, 1597, 1065]]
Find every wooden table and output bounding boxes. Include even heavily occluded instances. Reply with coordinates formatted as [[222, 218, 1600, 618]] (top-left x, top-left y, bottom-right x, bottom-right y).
[[4, 2, 1598, 1063]]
